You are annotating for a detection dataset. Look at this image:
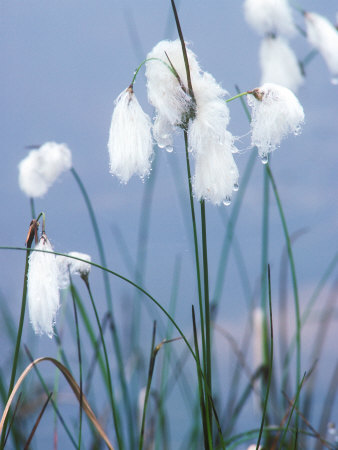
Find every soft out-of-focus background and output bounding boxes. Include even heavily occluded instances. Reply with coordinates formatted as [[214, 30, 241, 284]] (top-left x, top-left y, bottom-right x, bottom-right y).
[[1, 0, 337, 447]]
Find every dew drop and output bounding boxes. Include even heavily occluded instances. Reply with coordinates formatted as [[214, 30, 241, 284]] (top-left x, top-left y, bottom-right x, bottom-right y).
[[166, 146, 173, 153], [233, 183, 239, 192], [261, 155, 268, 165], [223, 197, 231, 206]]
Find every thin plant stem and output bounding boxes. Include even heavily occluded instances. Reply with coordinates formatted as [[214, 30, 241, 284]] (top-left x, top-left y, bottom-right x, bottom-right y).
[[192, 306, 212, 450], [226, 91, 249, 103], [0, 248, 30, 448], [266, 164, 301, 431], [70, 281, 83, 450], [256, 265, 274, 449], [201, 199, 212, 436], [139, 322, 157, 450], [82, 278, 124, 450], [183, 131, 206, 367]]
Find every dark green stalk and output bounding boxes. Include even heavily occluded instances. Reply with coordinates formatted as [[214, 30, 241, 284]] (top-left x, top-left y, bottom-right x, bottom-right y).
[[183, 131, 206, 368], [70, 281, 83, 450], [0, 249, 30, 448], [170, 0, 194, 100], [266, 164, 301, 430], [256, 265, 274, 449], [139, 322, 157, 450], [200, 199, 212, 436], [192, 306, 212, 450], [82, 278, 124, 450]]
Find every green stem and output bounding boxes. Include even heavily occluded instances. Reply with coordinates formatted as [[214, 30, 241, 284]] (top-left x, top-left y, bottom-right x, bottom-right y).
[[0, 249, 30, 448], [131, 57, 176, 86], [70, 282, 83, 450], [256, 266, 274, 449], [138, 322, 156, 450], [200, 200, 212, 437], [226, 92, 249, 103], [266, 164, 301, 431], [183, 131, 206, 365], [83, 279, 124, 450]]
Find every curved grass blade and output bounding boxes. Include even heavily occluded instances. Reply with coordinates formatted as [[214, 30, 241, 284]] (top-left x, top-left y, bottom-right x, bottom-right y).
[[0, 356, 114, 450]]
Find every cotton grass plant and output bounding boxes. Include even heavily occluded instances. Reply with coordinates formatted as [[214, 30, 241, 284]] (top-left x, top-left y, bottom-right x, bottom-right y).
[[1, 1, 338, 449]]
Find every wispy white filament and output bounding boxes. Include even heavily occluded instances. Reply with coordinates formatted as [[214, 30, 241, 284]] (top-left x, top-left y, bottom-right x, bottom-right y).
[[27, 236, 60, 338], [108, 87, 153, 183], [189, 71, 239, 205], [192, 140, 239, 205], [243, 0, 295, 36], [305, 12, 338, 83], [56, 251, 92, 289], [18, 142, 72, 198], [247, 83, 305, 160], [260, 36, 304, 93]]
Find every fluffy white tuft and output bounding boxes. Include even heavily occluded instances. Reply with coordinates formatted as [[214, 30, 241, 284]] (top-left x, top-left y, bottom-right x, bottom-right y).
[[57, 251, 91, 289], [145, 40, 200, 147], [27, 235, 60, 338], [247, 83, 305, 160], [108, 87, 153, 183], [192, 137, 239, 205], [243, 0, 296, 36], [18, 142, 72, 198], [260, 36, 304, 93], [305, 12, 338, 83]]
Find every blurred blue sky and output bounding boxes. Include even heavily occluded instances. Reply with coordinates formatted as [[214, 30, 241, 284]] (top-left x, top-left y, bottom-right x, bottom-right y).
[[1, 0, 337, 445]]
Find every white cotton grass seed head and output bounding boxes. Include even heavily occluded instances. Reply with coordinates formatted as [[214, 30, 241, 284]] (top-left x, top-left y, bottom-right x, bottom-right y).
[[145, 39, 200, 147], [243, 0, 296, 36], [18, 142, 72, 198], [247, 83, 305, 161], [260, 36, 304, 93], [27, 235, 60, 338], [189, 71, 231, 153], [56, 252, 92, 289], [192, 137, 239, 206], [108, 86, 153, 183], [305, 12, 338, 84]]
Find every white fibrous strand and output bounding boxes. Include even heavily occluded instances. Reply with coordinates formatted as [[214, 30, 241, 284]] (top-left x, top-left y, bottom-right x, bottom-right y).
[[260, 36, 304, 93], [247, 83, 305, 160], [243, 0, 295, 36], [192, 139, 239, 205], [18, 142, 72, 197], [108, 86, 153, 183], [305, 12, 338, 83], [145, 40, 200, 147], [27, 235, 60, 338], [189, 71, 239, 205], [57, 251, 92, 289]]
